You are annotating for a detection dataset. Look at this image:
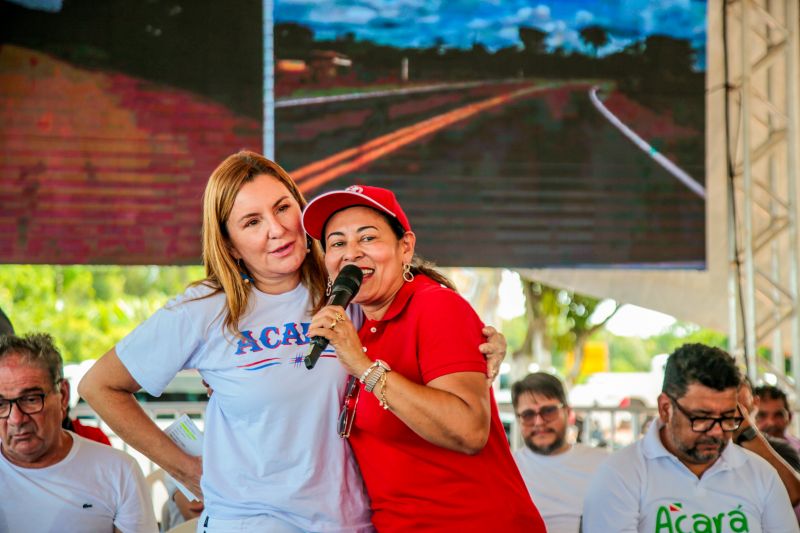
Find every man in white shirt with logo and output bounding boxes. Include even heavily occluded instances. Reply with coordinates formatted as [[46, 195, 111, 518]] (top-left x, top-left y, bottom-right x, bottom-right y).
[[512, 372, 608, 533], [0, 333, 156, 533], [582, 343, 797, 532]]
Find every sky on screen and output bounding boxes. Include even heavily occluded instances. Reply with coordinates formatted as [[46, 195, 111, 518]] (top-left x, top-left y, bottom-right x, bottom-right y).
[[276, 0, 707, 68]]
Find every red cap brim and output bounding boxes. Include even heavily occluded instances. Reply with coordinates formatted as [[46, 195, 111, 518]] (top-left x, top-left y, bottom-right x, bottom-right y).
[[302, 189, 402, 240]]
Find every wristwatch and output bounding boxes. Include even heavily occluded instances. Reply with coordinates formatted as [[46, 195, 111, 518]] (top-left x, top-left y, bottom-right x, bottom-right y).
[[363, 360, 391, 392], [735, 426, 758, 445]]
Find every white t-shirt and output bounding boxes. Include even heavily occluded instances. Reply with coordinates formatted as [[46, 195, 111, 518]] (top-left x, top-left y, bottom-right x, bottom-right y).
[[116, 283, 372, 532], [582, 420, 798, 533], [0, 431, 157, 533], [513, 443, 608, 533]]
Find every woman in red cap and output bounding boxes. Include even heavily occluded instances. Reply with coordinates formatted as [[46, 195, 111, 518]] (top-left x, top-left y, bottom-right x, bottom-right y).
[[304, 185, 546, 532]]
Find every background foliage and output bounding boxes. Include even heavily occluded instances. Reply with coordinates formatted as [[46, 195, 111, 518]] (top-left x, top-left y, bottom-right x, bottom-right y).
[[1, 265, 728, 373], [502, 307, 727, 377], [0, 265, 203, 363]]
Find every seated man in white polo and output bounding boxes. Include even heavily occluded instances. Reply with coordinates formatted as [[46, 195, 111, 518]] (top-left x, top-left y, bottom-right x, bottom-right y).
[[0, 333, 157, 533], [582, 343, 797, 532], [512, 372, 608, 533]]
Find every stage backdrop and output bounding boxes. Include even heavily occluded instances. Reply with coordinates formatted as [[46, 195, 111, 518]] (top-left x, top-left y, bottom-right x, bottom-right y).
[[0, 0, 262, 264], [274, 0, 707, 268], [1, 0, 706, 268]]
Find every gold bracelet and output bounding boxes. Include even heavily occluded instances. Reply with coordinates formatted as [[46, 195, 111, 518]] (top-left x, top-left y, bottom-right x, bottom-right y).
[[377, 371, 390, 410], [364, 360, 391, 392], [360, 359, 390, 386], [359, 361, 380, 384]]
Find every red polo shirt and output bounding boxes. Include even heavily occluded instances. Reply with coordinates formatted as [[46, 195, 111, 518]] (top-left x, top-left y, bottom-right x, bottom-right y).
[[71, 418, 112, 446], [349, 275, 545, 532]]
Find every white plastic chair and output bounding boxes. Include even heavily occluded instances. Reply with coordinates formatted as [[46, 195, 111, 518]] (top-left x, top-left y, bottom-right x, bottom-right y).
[[166, 516, 199, 533], [145, 468, 169, 528]]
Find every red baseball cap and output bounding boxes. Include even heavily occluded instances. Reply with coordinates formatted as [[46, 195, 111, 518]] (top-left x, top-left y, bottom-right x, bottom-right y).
[[302, 185, 412, 240]]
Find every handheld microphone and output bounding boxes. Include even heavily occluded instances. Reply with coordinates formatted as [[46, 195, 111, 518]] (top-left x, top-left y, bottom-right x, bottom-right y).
[[304, 264, 363, 369]]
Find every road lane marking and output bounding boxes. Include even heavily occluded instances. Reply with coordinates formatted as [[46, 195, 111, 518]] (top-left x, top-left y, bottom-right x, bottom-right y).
[[293, 83, 557, 192], [588, 86, 706, 199]]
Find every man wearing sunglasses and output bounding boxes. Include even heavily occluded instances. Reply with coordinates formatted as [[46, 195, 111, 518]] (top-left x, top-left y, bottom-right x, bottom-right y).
[[754, 385, 800, 453], [583, 343, 797, 532], [511, 372, 608, 533], [0, 333, 157, 532]]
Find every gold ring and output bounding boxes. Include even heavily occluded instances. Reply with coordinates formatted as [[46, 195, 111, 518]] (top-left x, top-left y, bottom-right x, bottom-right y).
[[329, 312, 345, 329]]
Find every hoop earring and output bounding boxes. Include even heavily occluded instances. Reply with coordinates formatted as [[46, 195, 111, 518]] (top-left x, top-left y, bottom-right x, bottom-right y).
[[402, 263, 414, 283], [326, 277, 333, 296], [238, 258, 253, 284]]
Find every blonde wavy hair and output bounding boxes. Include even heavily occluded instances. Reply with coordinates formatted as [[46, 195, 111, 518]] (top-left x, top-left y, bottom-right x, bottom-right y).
[[194, 151, 327, 337]]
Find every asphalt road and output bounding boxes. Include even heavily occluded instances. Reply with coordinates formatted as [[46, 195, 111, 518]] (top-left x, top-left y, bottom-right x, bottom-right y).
[[276, 82, 705, 268]]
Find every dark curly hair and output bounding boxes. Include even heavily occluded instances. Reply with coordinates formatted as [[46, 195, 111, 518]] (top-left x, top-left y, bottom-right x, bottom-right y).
[[511, 372, 568, 409], [662, 343, 741, 399], [754, 384, 790, 411]]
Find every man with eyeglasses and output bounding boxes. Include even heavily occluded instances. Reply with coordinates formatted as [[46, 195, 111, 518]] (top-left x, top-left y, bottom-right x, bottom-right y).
[[511, 372, 608, 533], [0, 333, 157, 532], [582, 343, 797, 532], [754, 385, 800, 453]]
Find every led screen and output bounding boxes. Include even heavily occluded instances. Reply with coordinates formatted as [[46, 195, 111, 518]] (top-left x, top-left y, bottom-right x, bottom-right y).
[[0, 0, 706, 268]]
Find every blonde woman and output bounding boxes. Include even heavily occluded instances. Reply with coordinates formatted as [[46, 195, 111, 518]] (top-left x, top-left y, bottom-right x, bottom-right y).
[[80, 151, 506, 532]]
